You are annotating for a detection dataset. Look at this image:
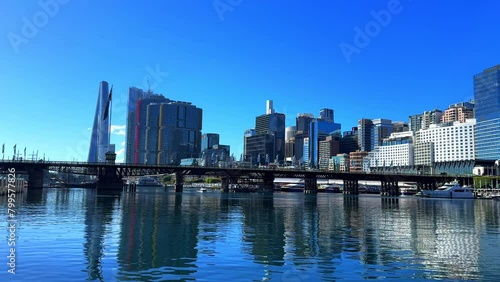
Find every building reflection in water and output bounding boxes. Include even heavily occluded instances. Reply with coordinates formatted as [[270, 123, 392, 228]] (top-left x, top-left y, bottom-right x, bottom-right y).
[[83, 190, 120, 281], [85, 190, 500, 281]]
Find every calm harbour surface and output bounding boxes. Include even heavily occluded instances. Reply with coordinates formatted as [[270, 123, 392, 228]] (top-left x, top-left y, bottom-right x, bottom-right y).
[[2, 188, 500, 281]]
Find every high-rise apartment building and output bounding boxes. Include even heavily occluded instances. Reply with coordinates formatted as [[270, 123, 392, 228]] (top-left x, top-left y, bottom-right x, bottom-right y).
[[409, 109, 442, 132], [441, 102, 474, 123], [474, 64, 500, 161], [357, 118, 392, 152], [125, 88, 202, 165], [88, 81, 113, 163]]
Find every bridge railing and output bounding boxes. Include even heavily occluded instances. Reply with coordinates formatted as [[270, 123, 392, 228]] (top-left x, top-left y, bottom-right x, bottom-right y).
[[0, 160, 475, 177]]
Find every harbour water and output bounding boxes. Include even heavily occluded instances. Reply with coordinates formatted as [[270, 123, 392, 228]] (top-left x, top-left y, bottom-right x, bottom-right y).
[[1, 188, 500, 281]]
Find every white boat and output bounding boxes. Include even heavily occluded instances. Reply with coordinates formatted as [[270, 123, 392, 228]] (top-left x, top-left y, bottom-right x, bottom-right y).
[[198, 187, 207, 193], [421, 181, 475, 199], [136, 176, 163, 187]]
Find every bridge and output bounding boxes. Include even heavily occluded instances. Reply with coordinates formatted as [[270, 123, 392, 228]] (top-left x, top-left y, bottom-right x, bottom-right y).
[[0, 160, 473, 196]]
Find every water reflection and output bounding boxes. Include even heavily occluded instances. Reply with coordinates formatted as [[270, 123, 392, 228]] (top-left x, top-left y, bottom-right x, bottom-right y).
[[7, 189, 499, 281]]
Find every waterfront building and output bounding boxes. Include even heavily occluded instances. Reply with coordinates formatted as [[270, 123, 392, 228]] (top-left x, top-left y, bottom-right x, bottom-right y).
[[201, 133, 220, 152], [294, 113, 314, 162], [340, 127, 359, 154], [357, 118, 392, 152], [125, 87, 157, 163], [125, 88, 202, 165], [415, 119, 476, 174], [441, 102, 474, 123], [474, 64, 500, 161], [349, 151, 368, 172], [409, 109, 443, 132], [318, 136, 340, 170], [244, 100, 285, 165], [88, 81, 114, 163], [285, 126, 296, 161], [201, 144, 230, 166], [330, 153, 350, 172], [302, 137, 310, 166], [157, 101, 202, 165], [243, 129, 256, 159], [308, 118, 341, 167], [367, 131, 414, 171]]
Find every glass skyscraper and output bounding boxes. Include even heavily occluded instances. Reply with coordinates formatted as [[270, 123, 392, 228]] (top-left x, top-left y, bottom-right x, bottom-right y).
[[88, 81, 112, 163], [474, 64, 500, 161]]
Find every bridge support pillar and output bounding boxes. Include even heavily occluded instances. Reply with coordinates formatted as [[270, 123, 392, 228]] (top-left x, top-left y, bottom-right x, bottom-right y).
[[27, 167, 44, 189], [175, 172, 183, 193], [381, 181, 400, 196], [96, 167, 123, 190], [221, 177, 230, 192], [304, 175, 318, 194], [262, 173, 275, 192], [343, 180, 359, 195]]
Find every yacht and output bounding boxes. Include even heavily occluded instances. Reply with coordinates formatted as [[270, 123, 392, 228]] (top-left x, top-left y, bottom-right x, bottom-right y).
[[421, 181, 474, 199], [136, 176, 163, 187], [318, 184, 342, 193]]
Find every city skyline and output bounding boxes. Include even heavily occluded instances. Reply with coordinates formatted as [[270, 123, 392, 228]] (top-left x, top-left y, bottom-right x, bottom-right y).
[[1, 1, 500, 162]]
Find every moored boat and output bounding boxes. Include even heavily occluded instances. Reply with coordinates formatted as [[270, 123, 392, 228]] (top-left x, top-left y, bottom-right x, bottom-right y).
[[421, 181, 474, 199], [318, 184, 342, 193], [136, 176, 163, 187]]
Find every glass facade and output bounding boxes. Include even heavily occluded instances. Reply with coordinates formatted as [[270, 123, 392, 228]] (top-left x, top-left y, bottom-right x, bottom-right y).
[[88, 81, 111, 163], [308, 120, 341, 167], [474, 65, 500, 161]]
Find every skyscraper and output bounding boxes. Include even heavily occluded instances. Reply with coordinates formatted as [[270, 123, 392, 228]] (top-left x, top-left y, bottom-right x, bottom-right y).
[[474, 64, 500, 161], [88, 81, 113, 163], [125, 88, 202, 165], [244, 100, 285, 165], [201, 133, 220, 151]]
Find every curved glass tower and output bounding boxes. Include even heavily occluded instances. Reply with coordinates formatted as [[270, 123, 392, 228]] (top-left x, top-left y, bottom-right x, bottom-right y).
[[88, 81, 111, 163]]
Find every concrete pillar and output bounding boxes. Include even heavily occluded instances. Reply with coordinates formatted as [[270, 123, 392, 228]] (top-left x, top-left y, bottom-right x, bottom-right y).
[[343, 179, 359, 195], [262, 174, 275, 192], [28, 168, 44, 189], [221, 177, 229, 192], [174, 172, 183, 192], [304, 175, 317, 194]]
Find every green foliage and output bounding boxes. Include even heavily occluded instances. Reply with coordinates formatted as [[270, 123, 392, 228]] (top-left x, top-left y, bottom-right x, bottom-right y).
[[162, 175, 172, 183], [473, 176, 500, 188], [205, 177, 221, 184]]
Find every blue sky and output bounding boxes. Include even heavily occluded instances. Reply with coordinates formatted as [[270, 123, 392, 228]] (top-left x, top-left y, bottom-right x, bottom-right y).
[[1, 0, 499, 162]]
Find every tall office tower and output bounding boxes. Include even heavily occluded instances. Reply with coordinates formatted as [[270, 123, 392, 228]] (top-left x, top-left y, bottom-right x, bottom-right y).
[[409, 109, 443, 132], [294, 113, 314, 162], [88, 81, 112, 163], [145, 103, 161, 164], [319, 108, 334, 122], [308, 117, 341, 167], [125, 87, 154, 163], [357, 119, 373, 152], [246, 100, 285, 164], [474, 64, 500, 161], [371, 119, 393, 150], [157, 101, 203, 165], [441, 102, 474, 123], [201, 133, 220, 151], [243, 129, 256, 160], [133, 94, 171, 164], [357, 118, 393, 152], [285, 126, 296, 161], [340, 127, 359, 154]]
